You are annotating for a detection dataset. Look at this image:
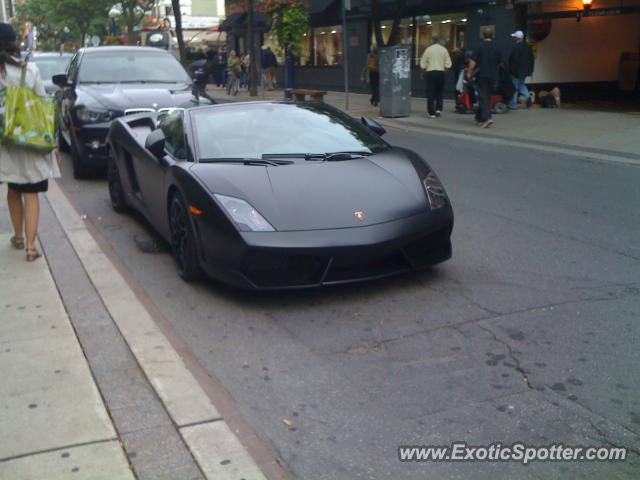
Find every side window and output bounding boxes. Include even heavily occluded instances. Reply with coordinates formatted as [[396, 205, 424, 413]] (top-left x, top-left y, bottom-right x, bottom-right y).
[[160, 111, 187, 160]]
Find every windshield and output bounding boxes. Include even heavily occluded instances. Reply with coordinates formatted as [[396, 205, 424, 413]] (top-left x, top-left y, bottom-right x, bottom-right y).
[[33, 56, 71, 81], [78, 50, 191, 84], [192, 103, 388, 160]]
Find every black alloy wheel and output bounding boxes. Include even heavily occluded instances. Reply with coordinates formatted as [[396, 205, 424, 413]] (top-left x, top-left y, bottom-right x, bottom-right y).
[[169, 194, 202, 282], [57, 127, 70, 153], [70, 136, 90, 179], [107, 157, 127, 213]]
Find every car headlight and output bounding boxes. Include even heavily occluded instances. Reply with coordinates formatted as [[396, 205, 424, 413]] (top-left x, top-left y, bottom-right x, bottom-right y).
[[423, 171, 448, 210], [215, 194, 275, 232], [75, 106, 114, 123]]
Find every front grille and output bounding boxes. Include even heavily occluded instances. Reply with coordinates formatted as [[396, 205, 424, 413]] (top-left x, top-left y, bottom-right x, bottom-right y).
[[323, 252, 410, 283], [242, 251, 328, 288], [402, 226, 452, 268], [124, 108, 156, 116]]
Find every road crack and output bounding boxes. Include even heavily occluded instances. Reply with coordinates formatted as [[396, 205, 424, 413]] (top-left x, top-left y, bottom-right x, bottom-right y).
[[476, 324, 534, 390]]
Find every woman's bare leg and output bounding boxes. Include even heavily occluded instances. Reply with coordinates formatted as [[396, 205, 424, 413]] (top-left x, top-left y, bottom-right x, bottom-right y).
[[7, 188, 24, 240], [23, 192, 40, 251]]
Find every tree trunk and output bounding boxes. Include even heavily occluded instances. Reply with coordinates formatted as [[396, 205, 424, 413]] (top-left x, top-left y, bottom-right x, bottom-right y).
[[246, 0, 257, 96], [172, 0, 187, 65], [386, 0, 406, 46], [371, 0, 406, 47], [371, 0, 384, 47]]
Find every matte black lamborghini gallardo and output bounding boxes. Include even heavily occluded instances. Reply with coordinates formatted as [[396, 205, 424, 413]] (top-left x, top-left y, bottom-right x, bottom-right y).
[[106, 102, 453, 289]]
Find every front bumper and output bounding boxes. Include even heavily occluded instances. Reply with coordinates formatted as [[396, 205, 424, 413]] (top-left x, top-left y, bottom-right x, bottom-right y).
[[73, 123, 112, 168], [198, 208, 453, 290]]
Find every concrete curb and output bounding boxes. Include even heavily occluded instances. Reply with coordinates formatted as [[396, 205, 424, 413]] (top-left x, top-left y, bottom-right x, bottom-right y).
[[377, 119, 640, 168], [45, 181, 268, 480]]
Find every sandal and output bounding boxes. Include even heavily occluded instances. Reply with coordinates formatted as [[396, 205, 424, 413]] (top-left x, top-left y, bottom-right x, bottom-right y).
[[10, 236, 25, 250], [25, 248, 42, 262]]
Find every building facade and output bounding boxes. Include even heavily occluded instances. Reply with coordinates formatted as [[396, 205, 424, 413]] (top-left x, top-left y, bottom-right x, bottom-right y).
[[223, 0, 640, 101]]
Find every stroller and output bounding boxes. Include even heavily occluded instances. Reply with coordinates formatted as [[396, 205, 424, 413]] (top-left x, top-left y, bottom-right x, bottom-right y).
[[455, 66, 514, 115]]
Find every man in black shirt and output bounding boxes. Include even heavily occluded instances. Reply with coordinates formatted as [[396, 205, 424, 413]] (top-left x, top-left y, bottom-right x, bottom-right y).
[[468, 27, 502, 128]]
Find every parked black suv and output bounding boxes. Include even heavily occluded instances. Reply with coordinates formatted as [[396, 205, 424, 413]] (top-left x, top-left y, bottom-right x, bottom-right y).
[[54, 46, 211, 178]]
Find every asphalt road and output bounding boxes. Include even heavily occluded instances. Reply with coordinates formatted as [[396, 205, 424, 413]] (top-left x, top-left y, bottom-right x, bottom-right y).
[[58, 125, 640, 480]]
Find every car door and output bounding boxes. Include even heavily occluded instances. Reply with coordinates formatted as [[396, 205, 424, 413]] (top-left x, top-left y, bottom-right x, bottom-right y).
[[135, 110, 186, 228]]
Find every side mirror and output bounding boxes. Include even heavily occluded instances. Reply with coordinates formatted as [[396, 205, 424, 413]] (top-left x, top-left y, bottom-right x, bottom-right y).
[[145, 128, 166, 159], [361, 116, 386, 136], [52, 74, 70, 88]]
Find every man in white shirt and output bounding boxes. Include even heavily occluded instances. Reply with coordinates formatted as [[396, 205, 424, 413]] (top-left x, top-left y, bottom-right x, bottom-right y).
[[420, 37, 452, 118]]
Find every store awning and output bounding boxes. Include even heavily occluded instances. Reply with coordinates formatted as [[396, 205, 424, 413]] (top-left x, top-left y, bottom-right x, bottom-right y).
[[309, 0, 337, 14]]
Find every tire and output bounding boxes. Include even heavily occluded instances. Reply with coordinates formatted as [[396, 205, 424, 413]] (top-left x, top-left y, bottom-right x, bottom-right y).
[[169, 193, 202, 282], [57, 127, 70, 153], [107, 157, 127, 213], [493, 102, 508, 114], [70, 137, 90, 179]]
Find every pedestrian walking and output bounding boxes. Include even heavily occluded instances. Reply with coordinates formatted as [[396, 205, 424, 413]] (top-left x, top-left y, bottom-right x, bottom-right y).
[[361, 45, 379, 106], [420, 36, 452, 118], [241, 52, 250, 89], [0, 23, 60, 261], [467, 27, 502, 128], [508, 30, 534, 109], [214, 46, 227, 87], [261, 46, 277, 90]]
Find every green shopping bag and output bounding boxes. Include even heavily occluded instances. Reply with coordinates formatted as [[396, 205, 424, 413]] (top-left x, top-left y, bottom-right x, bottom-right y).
[[0, 62, 55, 153]]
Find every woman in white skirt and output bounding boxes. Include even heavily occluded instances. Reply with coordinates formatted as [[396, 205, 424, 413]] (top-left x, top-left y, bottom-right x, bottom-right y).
[[0, 23, 60, 261]]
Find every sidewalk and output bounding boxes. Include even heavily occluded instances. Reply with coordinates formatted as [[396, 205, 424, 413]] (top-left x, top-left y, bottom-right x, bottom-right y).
[[0, 185, 134, 479], [0, 181, 277, 480], [208, 85, 640, 160]]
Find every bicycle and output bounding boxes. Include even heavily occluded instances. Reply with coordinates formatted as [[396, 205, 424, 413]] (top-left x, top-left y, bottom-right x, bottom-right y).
[[225, 69, 239, 96]]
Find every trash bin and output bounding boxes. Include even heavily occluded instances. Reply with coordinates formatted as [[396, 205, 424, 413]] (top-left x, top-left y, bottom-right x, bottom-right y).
[[379, 46, 411, 118]]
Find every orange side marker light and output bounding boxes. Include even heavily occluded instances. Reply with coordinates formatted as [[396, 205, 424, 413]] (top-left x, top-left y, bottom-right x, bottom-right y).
[[189, 205, 204, 216]]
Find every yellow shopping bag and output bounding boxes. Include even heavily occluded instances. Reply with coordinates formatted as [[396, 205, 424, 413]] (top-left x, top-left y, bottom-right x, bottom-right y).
[[0, 62, 55, 153]]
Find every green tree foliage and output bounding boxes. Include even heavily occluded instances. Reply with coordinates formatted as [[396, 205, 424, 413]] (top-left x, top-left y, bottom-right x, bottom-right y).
[[119, 0, 152, 44], [16, 0, 111, 49], [262, 0, 309, 56]]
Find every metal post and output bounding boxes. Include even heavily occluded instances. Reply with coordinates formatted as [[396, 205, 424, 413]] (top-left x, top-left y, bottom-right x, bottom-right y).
[[341, 0, 349, 110]]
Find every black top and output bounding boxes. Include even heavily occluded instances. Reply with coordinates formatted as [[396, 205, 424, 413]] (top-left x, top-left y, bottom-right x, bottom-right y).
[[261, 49, 277, 69], [471, 41, 502, 81], [509, 42, 534, 80]]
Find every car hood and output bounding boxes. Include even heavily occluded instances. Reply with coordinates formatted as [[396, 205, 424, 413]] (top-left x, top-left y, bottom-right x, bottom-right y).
[[77, 83, 197, 111], [191, 149, 430, 231]]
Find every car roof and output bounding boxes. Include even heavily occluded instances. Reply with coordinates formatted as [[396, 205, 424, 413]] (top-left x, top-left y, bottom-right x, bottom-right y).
[[30, 51, 73, 58], [80, 46, 173, 55]]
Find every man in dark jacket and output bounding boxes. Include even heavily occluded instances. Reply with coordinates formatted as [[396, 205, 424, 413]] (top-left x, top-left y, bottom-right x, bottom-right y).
[[261, 46, 278, 90], [468, 27, 502, 128], [508, 30, 534, 109]]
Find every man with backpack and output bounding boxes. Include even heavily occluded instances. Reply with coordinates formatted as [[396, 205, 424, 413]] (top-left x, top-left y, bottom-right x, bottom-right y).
[[508, 30, 534, 109]]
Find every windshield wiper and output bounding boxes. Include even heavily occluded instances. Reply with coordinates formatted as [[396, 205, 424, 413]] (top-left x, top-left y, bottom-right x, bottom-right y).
[[304, 151, 373, 161], [199, 158, 287, 166]]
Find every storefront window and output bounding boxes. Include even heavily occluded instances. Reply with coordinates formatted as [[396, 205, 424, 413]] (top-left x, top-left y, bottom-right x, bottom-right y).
[[313, 26, 343, 66], [415, 13, 467, 64]]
